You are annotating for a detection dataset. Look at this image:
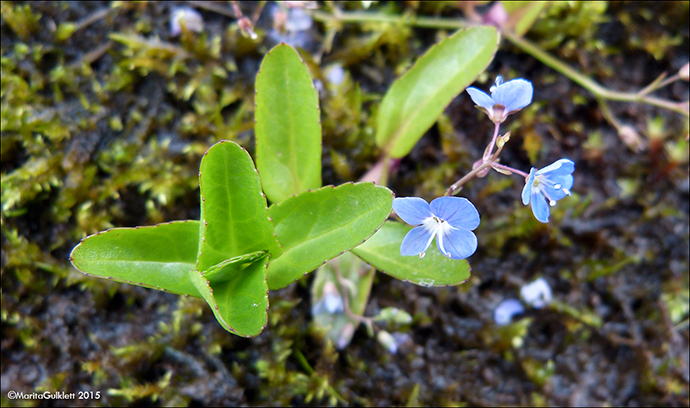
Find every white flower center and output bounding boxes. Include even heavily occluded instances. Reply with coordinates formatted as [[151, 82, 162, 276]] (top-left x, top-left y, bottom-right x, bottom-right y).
[[421, 216, 455, 258], [534, 175, 571, 206]]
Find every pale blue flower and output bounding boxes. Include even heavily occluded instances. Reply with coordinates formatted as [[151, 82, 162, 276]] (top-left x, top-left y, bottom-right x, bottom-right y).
[[494, 299, 525, 326], [522, 159, 575, 223], [311, 281, 343, 315], [170, 7, 204, 37], [520, 277, 552, 309], [466, 76, 533, 124], [393, 196, 480, 260]]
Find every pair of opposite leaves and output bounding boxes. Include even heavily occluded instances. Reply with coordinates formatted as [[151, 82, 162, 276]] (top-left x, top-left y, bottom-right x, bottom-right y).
[[70, 141, 395, 337]]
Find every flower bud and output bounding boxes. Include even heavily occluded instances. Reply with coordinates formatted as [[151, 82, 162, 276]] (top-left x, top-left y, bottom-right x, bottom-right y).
[[238, 17, 257, 39], [377, 330, 398, 354], [496, 131, 511, 149], [679, 63, 689, 81], [472, 159, 490, 178], [375, 307, 413, 325], [483, 2, 508, 29], [618, 125, 646, 152], [170, 7, 204, 37], [336, 323, 356, 350]]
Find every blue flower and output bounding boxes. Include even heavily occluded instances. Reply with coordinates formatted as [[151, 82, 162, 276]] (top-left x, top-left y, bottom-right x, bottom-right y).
[[392, 196, 480, 259], [494, 299, 525, 326], [520, 277, 552, 309], [466, 76, 533, 124], [522, 159, 575, 223]]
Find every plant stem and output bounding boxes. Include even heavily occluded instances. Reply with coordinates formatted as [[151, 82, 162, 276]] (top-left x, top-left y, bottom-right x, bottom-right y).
[[333, 263, 376, 334], [310, 9, 470, 30], [445, 161, 491, 196], [446, 143, 505, 196], [492, 162, 528, 178], [310, 9, 688, 117], [483, 122, 501, 161], [501, 30, 688, 116]]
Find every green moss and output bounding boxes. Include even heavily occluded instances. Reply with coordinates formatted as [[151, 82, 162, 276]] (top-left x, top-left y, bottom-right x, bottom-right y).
[[1, 2, 41, 40]]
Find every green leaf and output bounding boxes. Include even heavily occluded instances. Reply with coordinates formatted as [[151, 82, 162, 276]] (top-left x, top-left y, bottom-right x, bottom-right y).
[[202, 251, 267, 282], [375, 26, 499, 158], [190, 254, 269, 337], [69, 220, 201, 296], [267, 183, 393, 290], [351, 221, 471, 286], [197, 141, 280, 272], [255, 43, 322, 203], [502, 1, 549, 36]]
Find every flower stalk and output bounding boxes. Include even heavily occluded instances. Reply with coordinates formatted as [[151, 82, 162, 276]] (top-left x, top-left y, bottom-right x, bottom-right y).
[[309, 9, 688, 117]]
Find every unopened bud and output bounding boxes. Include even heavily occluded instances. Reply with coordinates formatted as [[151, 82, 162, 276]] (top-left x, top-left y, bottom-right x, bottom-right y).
[[618, 125, 646, 152], [238, 17, 257, 39], [482, 2, 508, 29], [375, 307, 413, 325], [472, 159, 490, 178], [496, 131, 511, 149], [680, 63, 689, 81], [336, 323, 356, 350], [377, 330, 398, 354]]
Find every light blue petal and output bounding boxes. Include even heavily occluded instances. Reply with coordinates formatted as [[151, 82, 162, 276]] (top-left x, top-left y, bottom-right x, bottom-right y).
[[400, 225, 434, 257], [531, 190, 550, 223], [494, 299, 525, 326], [491, 79, 532, 113], [542, 174, 573, 201], [536, 158, 575, 176], [430, 196, 480, 230], [542, 186, 568, 202], [549, 173, 574, 191], [438, 227, 478, 260], [466, 87, 496, 111], [522, 168, 536, 205], [393, 197, 432, 226]]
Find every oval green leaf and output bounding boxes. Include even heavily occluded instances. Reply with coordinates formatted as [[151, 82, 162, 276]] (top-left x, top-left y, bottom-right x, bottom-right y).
[[69, 220, 201, 296], [197, 140, 281, 272], [351, 221, 471, 286], [190, 255, 269, 337], [266, 183, 393, 290], [376, 26, 499, 158], [255, 43, 322, 203]]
